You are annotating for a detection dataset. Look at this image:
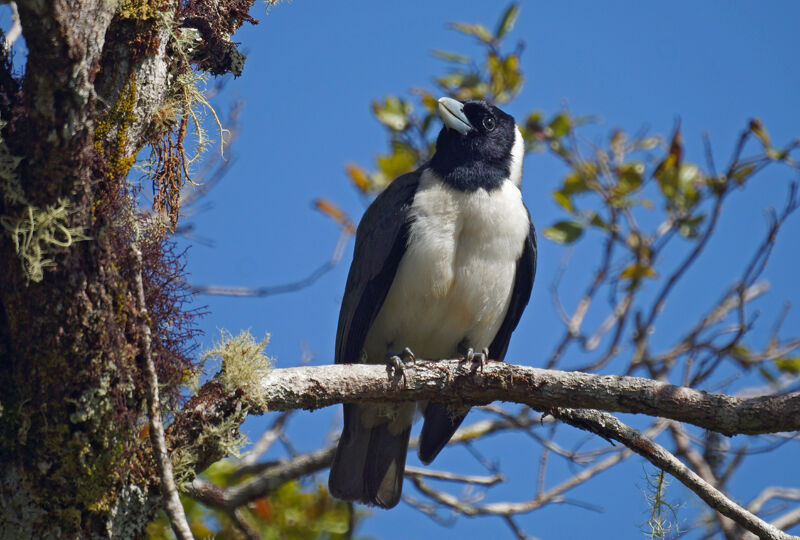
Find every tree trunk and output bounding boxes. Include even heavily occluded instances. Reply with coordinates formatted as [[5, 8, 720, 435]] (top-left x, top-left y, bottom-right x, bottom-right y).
[[0, 1, 254, 536]]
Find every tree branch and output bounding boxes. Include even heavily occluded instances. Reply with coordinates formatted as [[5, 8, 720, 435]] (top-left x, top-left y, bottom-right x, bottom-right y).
[[133, 246, 194, 540], [551, 408, 797, 540], [229, 360, 800, 436]]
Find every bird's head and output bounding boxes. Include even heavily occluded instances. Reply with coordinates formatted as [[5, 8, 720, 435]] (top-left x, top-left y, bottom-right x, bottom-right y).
[[430, 97, 524, 192]]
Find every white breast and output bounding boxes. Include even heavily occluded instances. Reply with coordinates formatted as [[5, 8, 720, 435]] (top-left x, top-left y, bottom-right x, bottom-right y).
[[363, 169, 530, 362]]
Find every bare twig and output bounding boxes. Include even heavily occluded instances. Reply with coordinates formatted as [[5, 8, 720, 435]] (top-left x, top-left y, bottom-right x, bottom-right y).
[[231, 508, 259, 540], [749, 488, 800, 515], [503, 514, 541, 540], [234, 411, 293, 477], [132, 246, 193, 540], [186, 446, 335, 509], [407, 424, 657, 517], [551, 409, 797, 540], [669, 422, 738, 537], [190, 226, 352, 297], [772, 507, 800, 533], [404, 466, 504, 486]]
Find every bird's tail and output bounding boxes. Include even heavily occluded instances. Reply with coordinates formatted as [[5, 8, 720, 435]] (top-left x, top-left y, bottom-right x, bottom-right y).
[[329, 403, 412, 509], [417, 403, 469, 464]]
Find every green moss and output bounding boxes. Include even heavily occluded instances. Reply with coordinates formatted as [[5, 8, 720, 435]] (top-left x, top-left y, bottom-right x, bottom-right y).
[[117, 0, 165, 20], [0, 120, 24, 206], [95, 77, 138, 180]]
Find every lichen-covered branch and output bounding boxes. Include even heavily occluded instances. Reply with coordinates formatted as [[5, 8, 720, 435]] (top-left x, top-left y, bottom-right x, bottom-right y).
[[214, 360, 800, 436], [166, 357, 799, 524]]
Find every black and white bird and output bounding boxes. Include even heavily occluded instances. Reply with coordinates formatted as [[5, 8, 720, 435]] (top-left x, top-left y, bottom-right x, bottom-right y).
[[328, 97, 537, 508]]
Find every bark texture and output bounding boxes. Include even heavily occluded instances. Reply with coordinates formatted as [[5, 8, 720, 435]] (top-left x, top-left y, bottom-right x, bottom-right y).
[[0, 1, 255, 537], [241, 361, 800, 436]]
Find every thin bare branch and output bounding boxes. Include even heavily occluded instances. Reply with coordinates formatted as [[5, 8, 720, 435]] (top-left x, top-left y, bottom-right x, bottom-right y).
[[408, 434, 634, 516], [234, 411, 294, 477], [190, 226, 352, 297], [749, 488, 800, 515], [772, 507, 800, 533], [186, 446, 336, 509], [551, 409, 797, 540], [404, 466, 504, 486], [503, 515, 541, 540], [133, 246, 193, 540]]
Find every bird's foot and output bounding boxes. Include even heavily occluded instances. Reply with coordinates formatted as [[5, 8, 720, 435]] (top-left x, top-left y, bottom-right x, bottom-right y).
[[400, 346, 416, 364], [464, 347, 490, 373], [386, 347, 415, 386]]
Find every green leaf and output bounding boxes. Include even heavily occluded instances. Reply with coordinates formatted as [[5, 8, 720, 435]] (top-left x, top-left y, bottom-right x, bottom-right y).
[[610, 129, 626, 156], [526, 111, 544, 129], [637, 136, 660, 150], [776, 356, 800, 375], [502, 54, 522, 92], [675, 163, 701, 208], [543, 221, 584, 243], [587, 211, 610, 231], [548, 113, 571, 139], [495, 3, 520, 38], [436, 72, 466, 89], [552, 190, 574, 212], [372, 96, 412, 131], [678, 163, 701, 187], [520, 111, 544, 142], [678, 214, 705, 238], [730, 345, 751, 362], [732, 164, 756, 184], [561, 172, 589, 197], [620, 263, 657, 280], [759, 366, 777, 383], [617, 162, 645, 195], [654, 126, 683, 203], [376, 141, 418, 181], [431, 49, 472, 64], [749, 118, 771, 148], [450, 22, 493, 43]]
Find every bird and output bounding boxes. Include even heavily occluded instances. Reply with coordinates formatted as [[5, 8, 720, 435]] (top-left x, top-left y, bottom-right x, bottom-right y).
[[328, 97, 537, 509]]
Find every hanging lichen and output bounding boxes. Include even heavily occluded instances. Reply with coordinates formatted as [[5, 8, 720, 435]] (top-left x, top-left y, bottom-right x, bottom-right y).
[[1, 200, 90, 283], [203, 329, 273, 401]]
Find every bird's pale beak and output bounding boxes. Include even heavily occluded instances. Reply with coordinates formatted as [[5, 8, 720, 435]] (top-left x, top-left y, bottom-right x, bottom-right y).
[[438, 97, 473, 135]]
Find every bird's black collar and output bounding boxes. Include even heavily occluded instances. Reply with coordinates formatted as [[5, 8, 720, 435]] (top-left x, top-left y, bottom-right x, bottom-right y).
[[428, 156, 509, 192]]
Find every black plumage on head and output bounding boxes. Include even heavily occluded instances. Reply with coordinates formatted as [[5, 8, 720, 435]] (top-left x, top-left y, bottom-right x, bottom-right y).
[[430, 100, 517, 192]]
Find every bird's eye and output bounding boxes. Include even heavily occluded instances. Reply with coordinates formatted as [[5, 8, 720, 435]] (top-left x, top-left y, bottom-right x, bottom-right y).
[[483, 117, 496, 131]]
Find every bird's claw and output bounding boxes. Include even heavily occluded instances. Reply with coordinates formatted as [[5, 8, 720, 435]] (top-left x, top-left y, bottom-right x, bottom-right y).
[[386, 347, 415, 387], [386, 355, 405, 385], [464, 347, 490, 373], [400, 346, 416, 364]]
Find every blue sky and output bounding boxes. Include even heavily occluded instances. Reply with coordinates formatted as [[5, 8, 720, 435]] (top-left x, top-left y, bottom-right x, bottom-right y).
[[6, 1, 799, 538], [177, 2, 800, 538]]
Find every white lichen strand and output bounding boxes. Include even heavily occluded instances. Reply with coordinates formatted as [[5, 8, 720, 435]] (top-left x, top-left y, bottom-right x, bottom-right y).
[[203, 329, 273, 402], [0, 199, 90, 283]]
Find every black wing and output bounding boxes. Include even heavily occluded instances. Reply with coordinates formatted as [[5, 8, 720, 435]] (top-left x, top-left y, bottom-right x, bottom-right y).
[[488, 211, 537, 362], [335, 170, 421, 365]]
